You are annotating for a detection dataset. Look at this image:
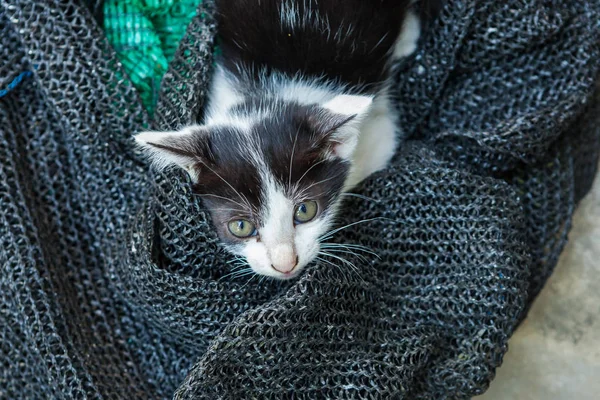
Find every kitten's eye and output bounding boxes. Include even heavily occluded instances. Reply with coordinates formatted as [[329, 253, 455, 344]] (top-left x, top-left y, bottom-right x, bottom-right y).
[[294, 200, 318, 224], [228, 219, 257, 238]]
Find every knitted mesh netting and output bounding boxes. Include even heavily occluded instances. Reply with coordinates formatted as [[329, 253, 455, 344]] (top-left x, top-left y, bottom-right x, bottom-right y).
[[1, 0, 599, 399]]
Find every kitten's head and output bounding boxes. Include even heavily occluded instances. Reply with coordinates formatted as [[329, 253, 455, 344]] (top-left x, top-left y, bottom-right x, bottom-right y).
[[135, 95, 372, 279]]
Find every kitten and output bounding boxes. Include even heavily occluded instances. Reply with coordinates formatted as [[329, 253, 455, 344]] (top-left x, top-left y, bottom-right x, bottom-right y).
[[135, 0, 432, 279]]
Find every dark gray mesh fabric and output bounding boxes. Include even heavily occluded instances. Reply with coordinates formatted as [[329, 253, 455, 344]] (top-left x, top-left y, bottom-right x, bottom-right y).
[[1, 0, 599, 399]]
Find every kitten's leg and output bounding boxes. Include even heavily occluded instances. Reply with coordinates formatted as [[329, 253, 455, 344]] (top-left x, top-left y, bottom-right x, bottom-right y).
[[345, 11, 421, 190]]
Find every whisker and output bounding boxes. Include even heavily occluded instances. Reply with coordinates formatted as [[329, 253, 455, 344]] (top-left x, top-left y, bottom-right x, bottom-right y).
[[294, 185, 329, 202], [198, 161, 254, 210], [219, 271, 240, 281], [319, 250, 359, 272], [226, 260, 246, 268], [320, 243, 380, 259], [296, 158, 328, 187], [319, 251, 366, 283], [316, 256, 345, 276], [289, 125, 300, 188], [220, 257, 252, 280], [319, 217, 383, 241], [219, 265, 253, 281], [321, 243, 374, 251], [340, 192, 380, 203], [369, 31, 390, 54], [232, 270, 256, 280], [316, 255, 364, 282], [194, 193, 248, 210], [319, 247, 368, 262], [300, 172, 345, 193], [212, 208, 248, 214], [240, 273, 258, 290]]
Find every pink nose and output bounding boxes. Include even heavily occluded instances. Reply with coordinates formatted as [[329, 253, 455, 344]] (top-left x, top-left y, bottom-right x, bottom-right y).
[[271, 257, 298, 274], [270, 245, 298, 274]]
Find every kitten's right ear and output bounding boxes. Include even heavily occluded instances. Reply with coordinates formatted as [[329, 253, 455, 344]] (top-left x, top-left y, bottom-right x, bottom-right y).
[[316, 94, 373, 160], [133, 125, 209, 182]]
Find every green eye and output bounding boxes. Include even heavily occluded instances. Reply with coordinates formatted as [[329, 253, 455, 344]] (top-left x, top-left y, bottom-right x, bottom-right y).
[[228, 219, 257, 238], [294, 200, 318, 224]]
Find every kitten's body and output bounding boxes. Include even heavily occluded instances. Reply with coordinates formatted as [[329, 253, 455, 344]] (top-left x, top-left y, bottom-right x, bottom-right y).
[[136, 0, 433, 279]]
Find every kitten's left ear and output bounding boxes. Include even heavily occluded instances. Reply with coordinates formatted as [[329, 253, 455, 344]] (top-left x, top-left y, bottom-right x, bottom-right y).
[[317, 94, 373, 160], [133, 125, 210, 182]]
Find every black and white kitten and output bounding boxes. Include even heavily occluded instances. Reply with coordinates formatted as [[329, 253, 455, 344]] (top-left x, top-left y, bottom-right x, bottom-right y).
[[135, 0, 429, 279]]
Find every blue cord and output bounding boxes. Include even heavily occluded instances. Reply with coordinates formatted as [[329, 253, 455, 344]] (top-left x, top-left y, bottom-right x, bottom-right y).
[[0, 67, 37, 98]]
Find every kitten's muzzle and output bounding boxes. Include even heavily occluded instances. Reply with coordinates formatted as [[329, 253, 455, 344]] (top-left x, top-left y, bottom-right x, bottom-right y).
[[270, 244, 299, 274]]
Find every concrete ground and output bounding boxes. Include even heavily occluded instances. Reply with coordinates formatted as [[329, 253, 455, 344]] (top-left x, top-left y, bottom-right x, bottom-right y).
[[476, 169, 600, 399]]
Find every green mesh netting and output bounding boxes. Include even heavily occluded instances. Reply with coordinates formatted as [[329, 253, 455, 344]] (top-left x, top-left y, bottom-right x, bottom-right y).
[[103, 0, 203, 114]]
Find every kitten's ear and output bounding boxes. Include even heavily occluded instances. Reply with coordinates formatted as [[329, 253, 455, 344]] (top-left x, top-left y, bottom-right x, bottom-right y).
[[317, 94, 374, 160], [133, 125, 209, 182]]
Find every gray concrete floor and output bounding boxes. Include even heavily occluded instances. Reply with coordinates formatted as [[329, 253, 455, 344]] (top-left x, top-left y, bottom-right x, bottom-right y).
[[476, 169, 600, 399]]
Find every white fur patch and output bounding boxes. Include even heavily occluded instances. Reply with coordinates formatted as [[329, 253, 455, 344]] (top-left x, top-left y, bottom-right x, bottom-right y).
[[393, 10, 421, 59], [204, 67, 250, 129], [345, 89, 399, 189], [261, 178, 295, 246], [322, 95, 373, 117], [278, 79, 337, 105], [347, 117, 398, 188]]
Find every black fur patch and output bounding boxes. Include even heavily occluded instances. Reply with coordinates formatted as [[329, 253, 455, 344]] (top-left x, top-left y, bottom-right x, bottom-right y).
[[254, 103, 350, 205], [216, 0, 413, 90]]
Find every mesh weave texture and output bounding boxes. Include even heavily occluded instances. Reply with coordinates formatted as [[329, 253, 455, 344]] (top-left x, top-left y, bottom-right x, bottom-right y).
[[1, 0, 599, 399]]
